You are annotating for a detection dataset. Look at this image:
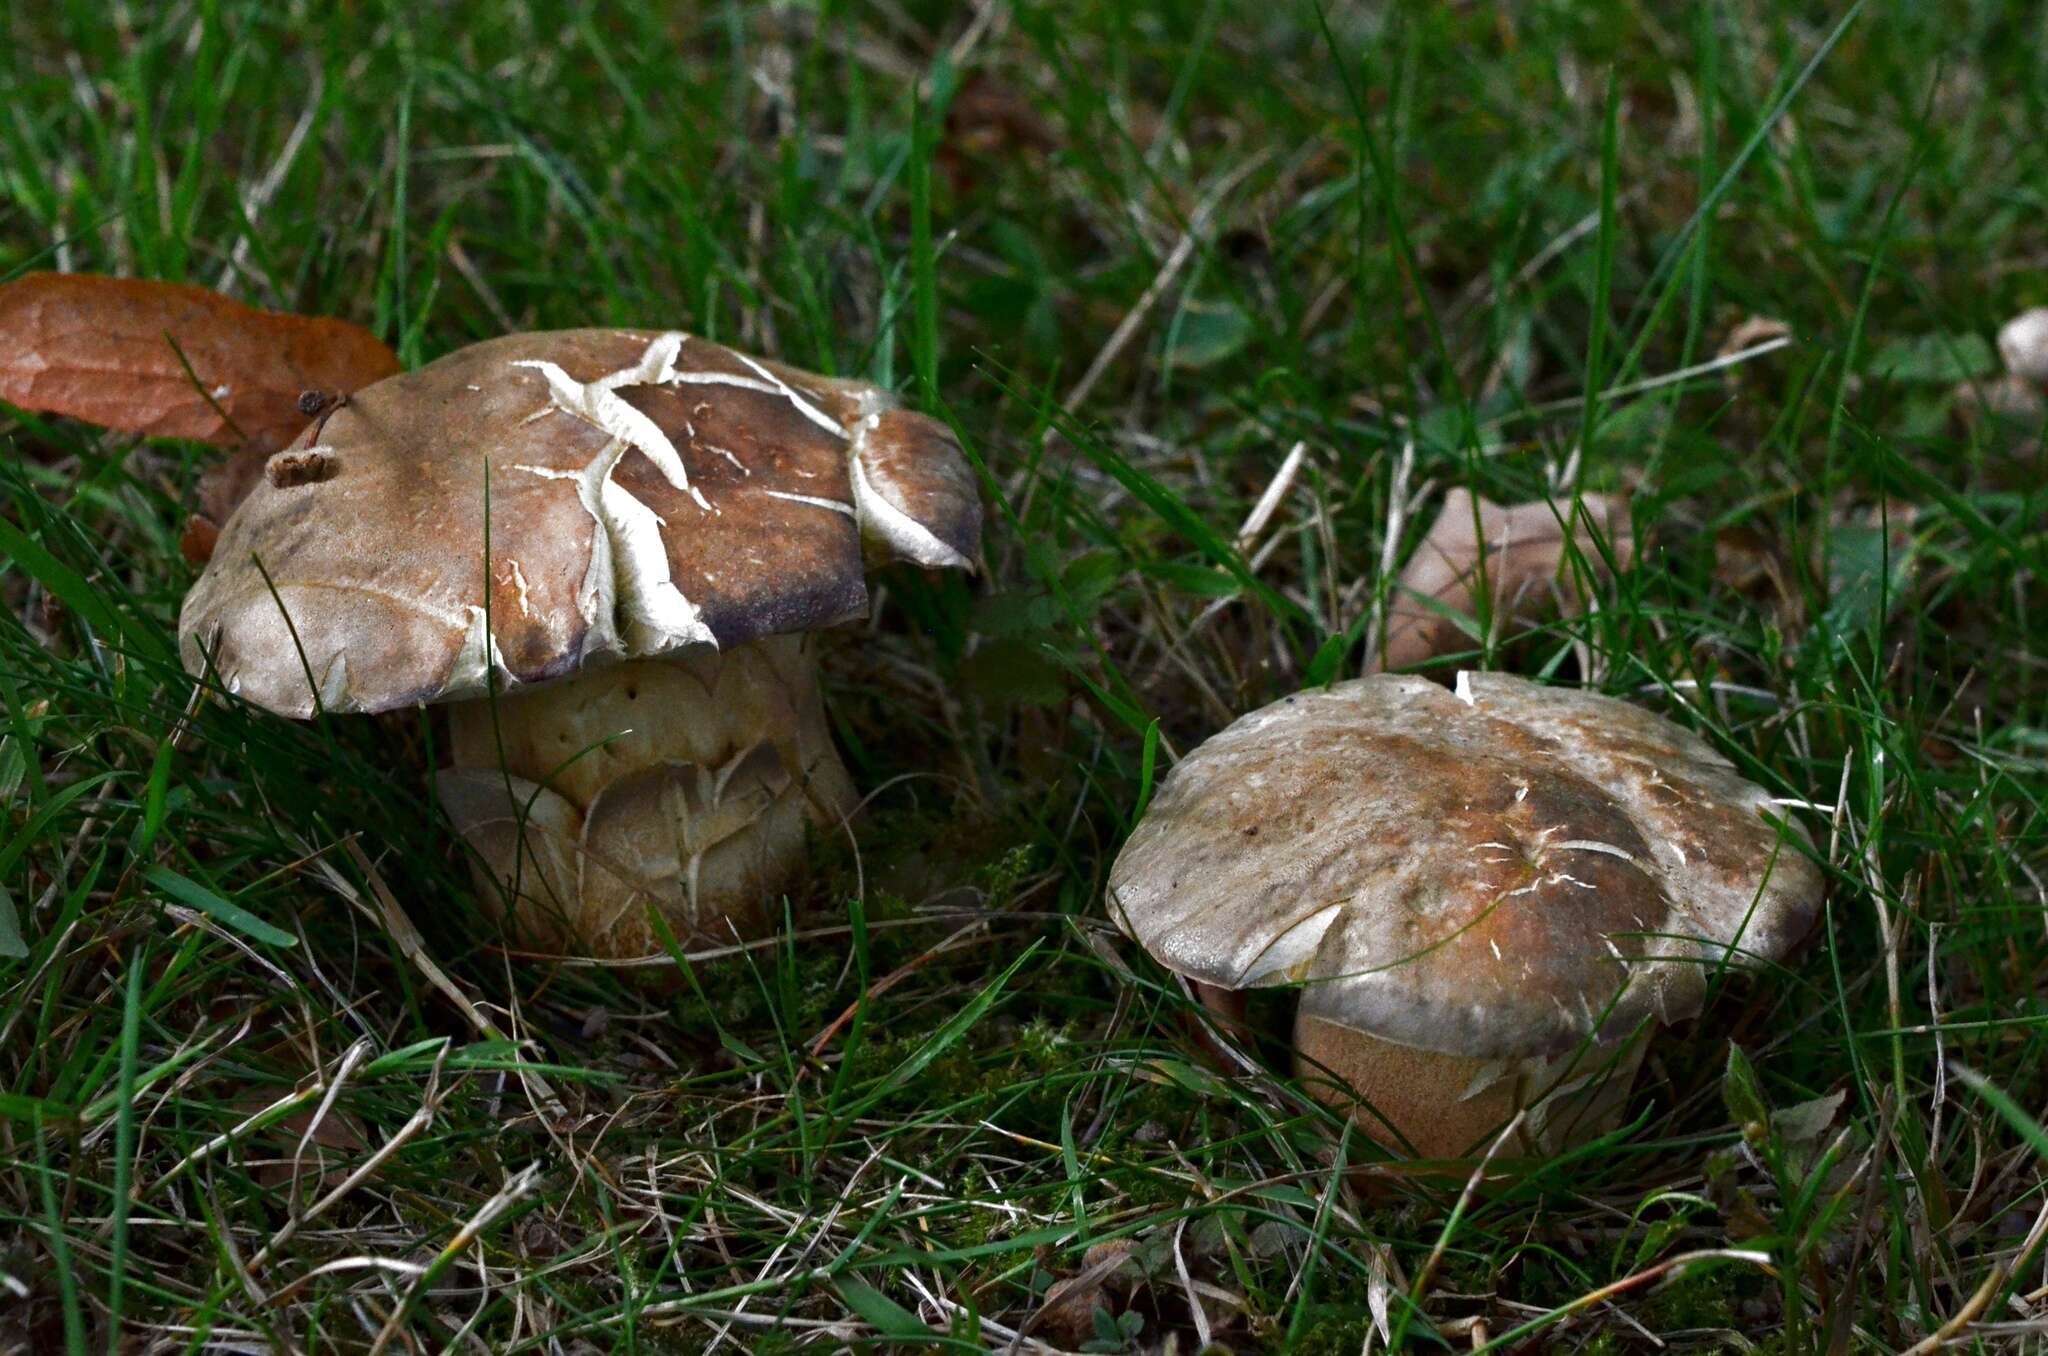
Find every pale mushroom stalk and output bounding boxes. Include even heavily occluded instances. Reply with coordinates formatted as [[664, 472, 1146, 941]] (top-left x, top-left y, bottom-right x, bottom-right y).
[[438, 638, 858, 956], [1290, 998, 1654, 1159], [180, 330, 980, 957], [1106, 672, 1823, 1161]]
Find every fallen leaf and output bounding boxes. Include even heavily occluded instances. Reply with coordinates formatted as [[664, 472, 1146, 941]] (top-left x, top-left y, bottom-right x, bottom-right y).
[[1772, 1088, 1847, 1145], [1374, 488, 1633, 673], [183, 443, 275, 565], [0, 272, 398, 455], [178, 515, 221, 568]]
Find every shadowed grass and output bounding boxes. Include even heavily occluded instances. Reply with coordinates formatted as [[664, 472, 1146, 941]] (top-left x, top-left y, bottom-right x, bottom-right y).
[[3, 2, 2048, 1352]]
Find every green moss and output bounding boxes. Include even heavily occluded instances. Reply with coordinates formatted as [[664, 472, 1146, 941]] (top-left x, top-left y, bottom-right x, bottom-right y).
[[1275, 1313, 1372, 1355]]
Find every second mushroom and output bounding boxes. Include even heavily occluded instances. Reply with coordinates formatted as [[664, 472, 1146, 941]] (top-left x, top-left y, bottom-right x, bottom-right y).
[[1107, 673, 1823, 1159], [180, 329, 980, 955]]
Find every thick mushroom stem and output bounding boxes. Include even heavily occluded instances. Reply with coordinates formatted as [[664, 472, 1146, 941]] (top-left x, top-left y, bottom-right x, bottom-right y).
[[436, 634, 857, 956], [1293, 1013, 1650, 1160]]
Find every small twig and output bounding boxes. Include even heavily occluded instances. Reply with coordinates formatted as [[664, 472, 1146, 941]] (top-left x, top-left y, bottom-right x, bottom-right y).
[[287, 1035, 375, 1198], [1173, 1215, 1213, 1348], [492, 907, 1118, 969], [252, 1040, 453, 1274], [147, 1083, 323, 1197], [446, 237, 519, 332], [1479, 336, 1792, 428], [217, 71, 324, 295], [1901, 1261, 2009, 1355], [1233, 441, 1308, 553], [1479, 1251, 1777, 1351], [1356, 440, 1417, 674], [295, 388, 350, 443], [328, 839, 563, 1119], [368, 1162, 545, 1356], [806, 921, 988, 1057]]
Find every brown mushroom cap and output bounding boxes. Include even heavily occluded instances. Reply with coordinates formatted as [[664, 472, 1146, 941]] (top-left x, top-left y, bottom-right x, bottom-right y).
[[178, 330, 981, 717], [1106, 673, 1823, 1061]]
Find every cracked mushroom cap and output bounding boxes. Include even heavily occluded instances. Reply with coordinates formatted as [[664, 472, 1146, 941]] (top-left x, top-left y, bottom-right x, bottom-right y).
[[177, 330, 981, 717], [1106, 673, 1823, 1060]]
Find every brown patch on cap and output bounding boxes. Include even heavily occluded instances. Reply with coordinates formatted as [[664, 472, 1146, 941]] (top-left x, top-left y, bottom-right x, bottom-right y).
[[1106, 673, 1823, 1060]]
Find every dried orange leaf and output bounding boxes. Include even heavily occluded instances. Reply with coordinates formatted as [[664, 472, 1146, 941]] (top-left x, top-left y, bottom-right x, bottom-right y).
[[0, 272, 399, 454], [1374, 488, 1632, 673], [177, 514, 221, 568]]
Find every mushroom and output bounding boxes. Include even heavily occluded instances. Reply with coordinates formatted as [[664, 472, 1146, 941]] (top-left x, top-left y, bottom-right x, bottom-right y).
[[1998, 307, 2048, 386], [1106, 672, 1823, 1159], [180, 329, 979, 954]]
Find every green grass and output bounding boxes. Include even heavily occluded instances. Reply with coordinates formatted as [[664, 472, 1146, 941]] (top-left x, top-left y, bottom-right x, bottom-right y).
[[4, 1, 2048, 1351]]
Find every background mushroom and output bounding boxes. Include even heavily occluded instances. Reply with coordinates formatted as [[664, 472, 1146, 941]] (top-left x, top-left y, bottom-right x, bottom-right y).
[[180, 329, 980, 954], [1997, 306, 2048, 387], [1106, 672, 1823, 1159]]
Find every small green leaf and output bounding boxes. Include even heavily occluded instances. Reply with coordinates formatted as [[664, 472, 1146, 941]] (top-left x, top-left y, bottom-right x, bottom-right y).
[[1304, 609, 1376, 687], [1722, 1042, 1769, 1130], [1142, 561, 1241, 599], [0, 877, 24, 959], [1133, 718, 1161, 824], [834, 1276, 931, 1340], [849, 941, 1041, 1116], [1808, 517, 1915, 661], [1864, 331, 1995, 384], [972, 591, 1060, 638], [1303, 628, 1354, 687], [1061, 550, 1124, 610], [142, 865, 297, 948], [135, 737, 177, 859], [1165, 297, 1251, 369], [1952, 1064, 2048, 1162]]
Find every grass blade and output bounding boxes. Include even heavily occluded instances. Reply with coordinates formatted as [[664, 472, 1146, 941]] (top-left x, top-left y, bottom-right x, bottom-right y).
[[104, 939, 147, 1355], [141, 865, 297, 948]]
